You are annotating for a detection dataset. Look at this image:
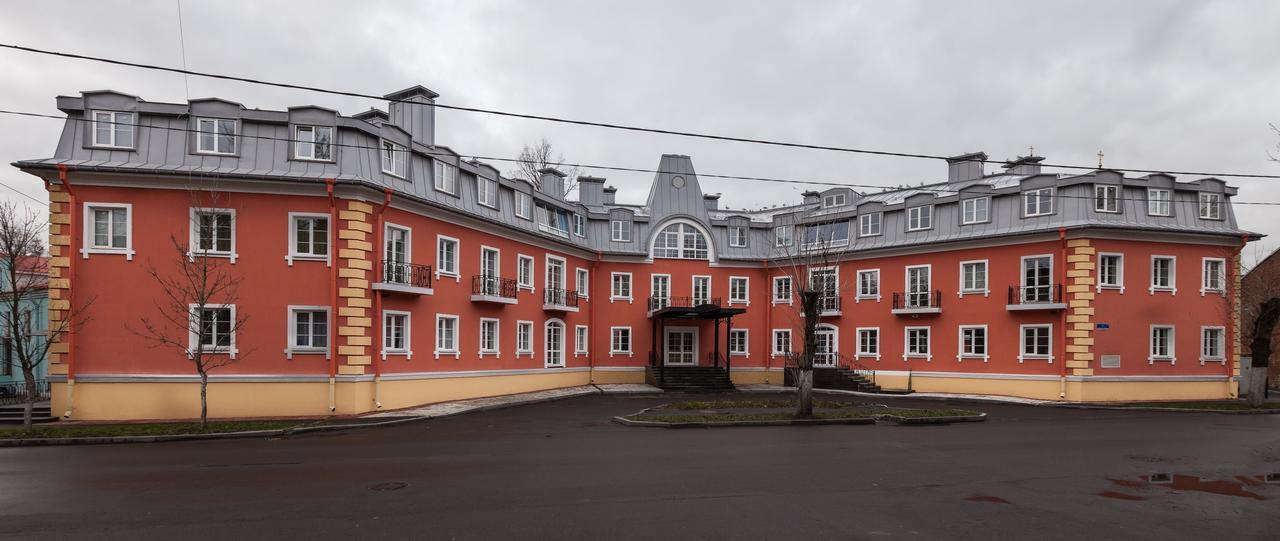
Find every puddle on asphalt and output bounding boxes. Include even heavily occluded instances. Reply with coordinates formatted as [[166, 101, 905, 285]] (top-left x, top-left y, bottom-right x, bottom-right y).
[[964, 495, 1011, 504], [1102, 474, 1269, 501], [1098, 490, 1147, 501]]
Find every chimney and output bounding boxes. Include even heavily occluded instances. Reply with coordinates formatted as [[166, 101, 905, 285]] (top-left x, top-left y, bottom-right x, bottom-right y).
[[946, 151, 988, 182], [578, 175, 606, 206], [802, 190, 820, 205], [1001, 155, 1045, 176], [703, 193, 721, 210], [538, 167, 566, 199], [384, 85, 440, 146], [602, 186, 617, 205], [353, 108, 389, 126]]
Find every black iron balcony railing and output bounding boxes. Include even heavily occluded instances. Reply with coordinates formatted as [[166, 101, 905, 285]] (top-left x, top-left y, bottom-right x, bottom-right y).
[[381, 260, 433, 289], [544, 287, 580, 308], [818, 294, 841, 313], [892, 290, 942, 310], [647, 296, 722, 311], [0, 378, 50, 406], [1008, 284, 1063, 305], [471, 274, 517, 299]]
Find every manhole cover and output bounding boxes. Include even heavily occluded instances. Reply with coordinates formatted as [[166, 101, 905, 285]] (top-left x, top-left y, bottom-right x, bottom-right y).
[[369, 481, 409, 492]]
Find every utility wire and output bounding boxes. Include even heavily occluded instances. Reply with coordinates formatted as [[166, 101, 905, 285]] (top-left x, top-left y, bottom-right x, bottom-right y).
[[3, 42, 1280, 180], [4, 108, 1280, 208]]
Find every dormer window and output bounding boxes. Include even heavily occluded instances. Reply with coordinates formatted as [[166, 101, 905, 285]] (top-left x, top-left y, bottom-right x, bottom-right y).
[[477, 177, 497, 208], [196, 118, 237, 155], [961, 197, 989, 224], [822, 193, 847, 208], [1023, 188, 1053, 217], [536, 203, 570, 238], [653, 222, 709, 260], [859, 212, 882, 237], [1094, 185, 1119, 213], [1147, 188, 1171, 216], [381, 141, 408, 179], [906, 206, 932, 231], [433, 160, 457, 193], [774, 225, 792, 247], [729, 226, 748, 247], [91, 111, 135, 148], [294, 125, 333, 161], [802, 221, 849, 248], [1198, 193, 1222, 220], [611, 219, 632, 242]]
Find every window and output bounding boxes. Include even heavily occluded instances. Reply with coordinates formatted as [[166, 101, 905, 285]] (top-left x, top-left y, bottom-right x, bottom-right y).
[[774, 226, 792, 247], [1147, 188, 1171, 216], [803, 221, 849, 247], [576, 268, 589, 297], [1020, 325, 1052, 362], [692, 276, 711, 305], [1151, 256, 1175, 293], [434, 314, 458, 357], [859, 212, 882, 237], [433, 161, 457, 193], [1149, 325, 1174, 363], [384, 311, 411, 356], [294, 125, 333, 161], [772, 329, 792, 356], [1201, 327, 1225, 363], [289, 214, 328, 263], [653, 222, 709, 259], [857, 269, 880, 300], [811, 268, 839, 313], [1201, 258, 1225, 295], [192, 305, 236, 356], [611, 272, 632, 301], [515, 192, 532, 219], [959, 260, 987, 295], [545, 256, 567, 300], [856, 328, 879, 359], [1095, 185, 1119, 213], [610, 327, 632, 355], [961, 197, 989, 224], [478, 178, 498, 208], [904, 327, 930, 359], [377, 140, 408, 178], [1098, 253, 1123, 290], [729, 329, 748, 356], [906, 265, 931, 308], [729, 226, 747, 247], [516, 321, 534, 356], [437, 236, 459, 278], [91, 110, 135, 148], [287, 307, 328, 357], [651, 274, 671, 309], [85, 203, 131, 255], [479, 318, 499, 356], [907, 206, 932, 231], [190, 208, 235, 259], [545, 321, 565, 367], [1023, 188, 1053, 217], [822, 193, 847, 208], [573, 214, 586, 237], [729, 277, 749, 305], [575, 326, 588, 355], [611, 220, 632, 242], [772, 276, 792, 304], [959, 326, 987, 360], [384, 225, 411, 283], [517, 255, 534, 290], [1199, 193, 1222, 219], [1020, 255, 1053, 303], [196, 118, 237, 154], [536, 203, 571, 238]]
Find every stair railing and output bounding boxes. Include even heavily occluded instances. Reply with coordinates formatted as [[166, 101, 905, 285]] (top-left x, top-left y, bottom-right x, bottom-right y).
[[837, 353, 876, 387]]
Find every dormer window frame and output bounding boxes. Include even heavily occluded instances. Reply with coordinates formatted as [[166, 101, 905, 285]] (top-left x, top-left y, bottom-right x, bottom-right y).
[[1022, 187, 1054, 217], [774, 225, 793, 247], [822, 193, 847, 208], [380, 139, 409, 180], [195, 117, 238, 155], [1094, 184, 1120, 213], [1198, 192, 1223, 220], [858, 212, 882, 237], [960, 196, 990, 225], [610, 219, 632, 242], [477, 177, 498, 209], [433, 160, 458, 194], [514, 191, 532, 220], [729, 225, 748, 248], [293, 125, 335, 162], [906, 205, 932, 232], [90, 110, 136, 149], [1147, 188, 1172, 217]]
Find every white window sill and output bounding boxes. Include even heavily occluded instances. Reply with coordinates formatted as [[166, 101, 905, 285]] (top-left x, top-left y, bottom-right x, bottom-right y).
[[479, 350, 499, 358], [516, 351, 533, 358], [729, 300, 750, 306], [433, 349, 459, 359], [196, 150, 237, 157], [958, 290, 989, 298], [1148, 286, 1177, 295], [436, 271, 461, 283], [574, 351, 589, 357], [1199, 288, 1226, 297], [286, 254, 329, 267], [855, 295, 881, 303], [730, 352, 749, 358], [81, 247, 135, 261], [518, 285, 534, 292], [1018, 355, 1054, 363], [1199, 357, 1226, 365], [610, 297, 633, 304], [610, 351, 634, 358], [1097, 284, 1124, 293], [1148, 356, 1176, 365], [957, 354, 989, 363], [544, 363, 566, 369], [771, 299, 793, 306], [284, 348, 328, 360], [903, 354, 931, 361], [383, 350, 413, 360], [187, 251, 239, 263], [856, 353, 880, 361], [478, 202, 498, 210], [187, 348, 238, 359]]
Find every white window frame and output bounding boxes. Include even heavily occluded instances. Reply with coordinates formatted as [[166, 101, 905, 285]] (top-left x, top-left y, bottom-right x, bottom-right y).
[[286, 212, 330, 266], [822, 193, 847, 208], [433, 314, 459, 359], [905, 264, 932, 307], [774, 225, 793, 247], [1200, 257, 1226, 296], [651, 274, 672, 309], [574, 325, 589, 357], [82, 202, 135, 260], [903, 326, 931, 361], [960, 197, 990, 225], [188, 303, 238, 358], [514, 192, 532, 220], [478, 317, 501, 357], [1198, 193, 1222, 220], [382, 310, 412, 359], [576, 268, 589, 298], [433, 160, 457, 194], [1147, 188, 1171, 217], [855, 327, 880, 361], [285, 305, 329, 360], [1149, 325, 1175, 364], [1023, 188, 1054, 217], [90, 110, 135, 149], [478, 177, 498, 209], [1150, 255, 1177, 295], [1020, 254, 1054, 303], [516, 320, 534, 357], [692, 275, 712, 305], [1200, 326, 1226, 365], [610, 220, 632, 242], [545, 319, 566, 368], [958, 259, 989, 297], [293, 125, 334, 162], [436, 235, 460, 282], [379, 140, 408, 179], [573, 214, 586, 238], [610, 272, 633, 303], [906, 206, 932, 232], [728, 328, 749, 357], [958, 325, 989, 362], [1019, 324, 1053, 363], [771, 329, 792, 357], [728, 276, 750, 306], [858, 212, 882, 237], [771, 275, 792, 305], [196, 117, 237, 155], [1095, 184, 1120, 213], [1097, 252, 1125, 293], [188, 207, 238, 263], [517, 254, 535, 291], [545, 254, 568, 297], [609, 326, 633, 357], [855, 269, 880, 303], [729, 226, 747, 247]]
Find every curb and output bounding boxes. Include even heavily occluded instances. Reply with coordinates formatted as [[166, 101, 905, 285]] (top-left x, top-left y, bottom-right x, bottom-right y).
[[612, 414, 876, 429], [1046, 404, 1280, 415], [879, 412, 988, 425]]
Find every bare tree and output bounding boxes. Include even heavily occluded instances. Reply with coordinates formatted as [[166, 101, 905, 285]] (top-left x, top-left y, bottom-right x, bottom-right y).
[[1241, 243, 1280, 404], [774, 220, 849, 418], [510, 138, 582, 197], [132, 190, 248, 429], [0, 202, 89, 431]]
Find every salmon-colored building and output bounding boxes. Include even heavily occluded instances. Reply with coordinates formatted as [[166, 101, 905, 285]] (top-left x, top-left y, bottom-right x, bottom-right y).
[[14, 87, 1258, 420]]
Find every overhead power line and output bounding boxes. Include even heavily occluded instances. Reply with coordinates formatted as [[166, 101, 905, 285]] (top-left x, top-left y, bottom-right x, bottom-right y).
[[3, 42, 1280, 180]]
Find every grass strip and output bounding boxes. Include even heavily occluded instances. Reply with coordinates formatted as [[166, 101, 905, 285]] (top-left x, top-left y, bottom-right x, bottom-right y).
[[0, 421, 303, 440]]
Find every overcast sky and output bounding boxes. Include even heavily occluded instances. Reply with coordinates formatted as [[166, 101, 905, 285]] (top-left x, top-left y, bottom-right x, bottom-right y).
[[3, 0, 1279, 263]]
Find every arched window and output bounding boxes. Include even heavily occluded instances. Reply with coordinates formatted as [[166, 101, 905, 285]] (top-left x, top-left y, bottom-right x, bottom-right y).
[[652, 222, 709, 260], [545, 320, 565, 367]]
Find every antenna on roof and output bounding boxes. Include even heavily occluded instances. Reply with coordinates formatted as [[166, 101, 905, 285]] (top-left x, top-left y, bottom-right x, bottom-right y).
[[1097, 150, 1105, 169]]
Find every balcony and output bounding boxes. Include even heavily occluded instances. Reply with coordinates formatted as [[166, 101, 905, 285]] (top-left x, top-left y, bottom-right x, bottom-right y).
[[891, 291, 942, 315], [372, 261, 434, 295], [471, 274, 518, 304], [1006, 284, 1067, 311], [800, 295, 842, 317], [543, 287, 580, 312], [646, 296, 745, 319]]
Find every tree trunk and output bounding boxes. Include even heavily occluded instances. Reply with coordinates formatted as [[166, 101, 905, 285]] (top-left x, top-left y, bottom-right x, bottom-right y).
[[1247, 299, 1280, 409], [796, 368, 813, 418], [21, 369, 36, 432], [1247, 371, 1267, 408], [199, 370, 209, 430], [796, 290, 820, 418]]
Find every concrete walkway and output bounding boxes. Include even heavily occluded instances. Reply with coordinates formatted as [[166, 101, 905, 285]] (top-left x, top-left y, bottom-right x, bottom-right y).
[[364, 383, 662, 419]]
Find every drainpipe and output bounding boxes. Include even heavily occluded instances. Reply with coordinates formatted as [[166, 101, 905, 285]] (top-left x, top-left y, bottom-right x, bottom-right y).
[[372, 188, 392, 409], [1059, 227, 1068, 399], [327, 178, 337, 412], [763, 258, 771, 384], [589, 251, 600, 383], [57, 165, 77, 418]]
